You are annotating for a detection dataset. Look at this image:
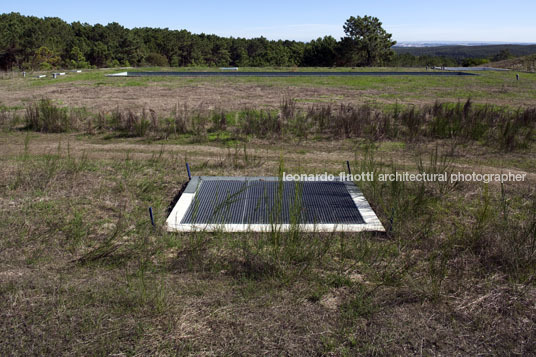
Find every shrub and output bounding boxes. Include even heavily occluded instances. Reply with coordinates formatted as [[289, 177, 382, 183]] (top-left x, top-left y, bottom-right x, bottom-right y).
[[25, 99, 71, 133], [238, 109, 281, 138], [144, 53, 169, 67], [172, 103, 189, 134]]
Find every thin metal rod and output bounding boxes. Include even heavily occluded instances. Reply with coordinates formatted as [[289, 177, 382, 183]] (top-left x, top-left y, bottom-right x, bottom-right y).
[[149, 207, 155, 227], [186, 162, 191, 181]]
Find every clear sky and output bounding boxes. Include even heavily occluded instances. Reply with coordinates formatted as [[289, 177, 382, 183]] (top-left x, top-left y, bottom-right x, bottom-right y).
[[2, 0, 536, 43]]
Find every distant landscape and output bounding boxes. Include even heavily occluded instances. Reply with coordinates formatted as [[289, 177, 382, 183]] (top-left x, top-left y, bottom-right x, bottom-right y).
[[2, 12, 536, 71], [394, 44, 536, 60]]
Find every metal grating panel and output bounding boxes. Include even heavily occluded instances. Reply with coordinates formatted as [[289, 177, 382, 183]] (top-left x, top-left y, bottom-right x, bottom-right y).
[[181, 180, 248, 224], [107, 68, 477, 77], [181, 180, 364, 225], [109, 71, 477, 78]]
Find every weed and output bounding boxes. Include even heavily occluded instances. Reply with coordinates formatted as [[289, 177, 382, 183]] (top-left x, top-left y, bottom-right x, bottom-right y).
[[25, 99, 72, 132], [17, 97, 535, 151], [341, 285, 376, 319], [63, 208, 90, 252], [225, 142, 264, 169], [75, 204, 126, 265]]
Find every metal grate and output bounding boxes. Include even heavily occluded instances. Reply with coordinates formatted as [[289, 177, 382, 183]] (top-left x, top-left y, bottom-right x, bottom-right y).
[[112, 71, 476, 77], [181, 180, 364, 225]]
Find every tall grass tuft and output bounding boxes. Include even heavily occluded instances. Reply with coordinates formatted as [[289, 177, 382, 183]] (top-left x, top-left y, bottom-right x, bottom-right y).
[[25, 99, 72, 132], [238, 109, 281, 138]]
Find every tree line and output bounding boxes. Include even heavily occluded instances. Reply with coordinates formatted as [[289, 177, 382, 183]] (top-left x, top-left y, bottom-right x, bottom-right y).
[[0, 12, 403, 70], [2, 12, 524, 71]]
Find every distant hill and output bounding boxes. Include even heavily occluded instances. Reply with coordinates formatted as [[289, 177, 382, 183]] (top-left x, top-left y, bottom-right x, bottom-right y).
[[395, 41, 535, 47], [393, 45, 536, 59], [486, 54, 536, 72]]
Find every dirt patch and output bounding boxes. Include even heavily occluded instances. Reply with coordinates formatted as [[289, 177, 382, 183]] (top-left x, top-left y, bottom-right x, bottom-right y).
[[0, 83, 365, 115]]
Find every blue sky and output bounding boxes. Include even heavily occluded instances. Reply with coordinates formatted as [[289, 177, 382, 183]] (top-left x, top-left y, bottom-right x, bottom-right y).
[[2, 0, 536, 42]]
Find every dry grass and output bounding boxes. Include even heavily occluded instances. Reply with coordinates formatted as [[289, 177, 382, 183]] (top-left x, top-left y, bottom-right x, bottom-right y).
[[0, 81, 359, 115], [1, 67, 535, 356], [0, 126, 535, 355]]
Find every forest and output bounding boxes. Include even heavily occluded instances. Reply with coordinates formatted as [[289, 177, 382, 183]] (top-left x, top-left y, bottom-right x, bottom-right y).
[[0, 12, 531, 70]]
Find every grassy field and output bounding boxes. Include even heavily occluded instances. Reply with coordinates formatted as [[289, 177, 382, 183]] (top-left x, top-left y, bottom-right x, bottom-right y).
[[1, 67, 536, 114], [0, 67, 535, 355]]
